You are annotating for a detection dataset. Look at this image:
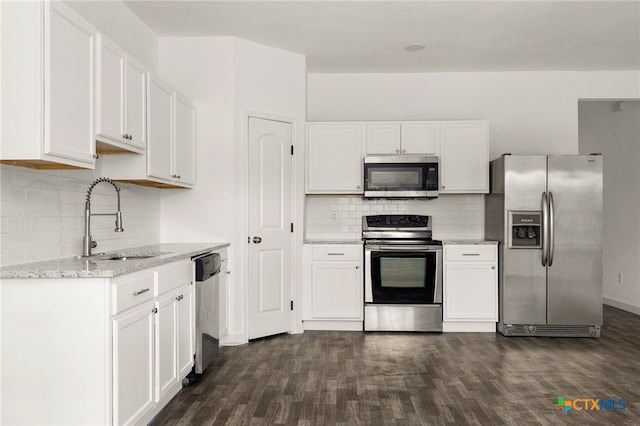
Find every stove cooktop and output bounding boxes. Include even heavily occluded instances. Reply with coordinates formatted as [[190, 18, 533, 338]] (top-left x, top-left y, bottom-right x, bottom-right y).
[[362, 214, 438, 242]]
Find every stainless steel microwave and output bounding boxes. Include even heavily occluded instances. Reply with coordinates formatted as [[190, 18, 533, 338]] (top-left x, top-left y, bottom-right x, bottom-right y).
[[363, 155, 439, 198]]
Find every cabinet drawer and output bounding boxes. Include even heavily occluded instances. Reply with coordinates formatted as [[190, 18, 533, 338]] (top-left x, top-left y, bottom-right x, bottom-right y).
[[155, 259, 193, 296], [312, 245, 362, 261], [445, 245, 496, 262], [112, 270, 155, 315]]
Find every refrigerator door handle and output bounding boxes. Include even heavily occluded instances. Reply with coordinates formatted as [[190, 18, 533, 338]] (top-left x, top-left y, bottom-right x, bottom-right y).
[[541, 191, 548, 267], [548, 191, 555, 266]]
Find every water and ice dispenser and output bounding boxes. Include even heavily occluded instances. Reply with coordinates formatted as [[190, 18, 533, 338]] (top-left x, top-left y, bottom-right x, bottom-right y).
[[509, 211, 542, 248]]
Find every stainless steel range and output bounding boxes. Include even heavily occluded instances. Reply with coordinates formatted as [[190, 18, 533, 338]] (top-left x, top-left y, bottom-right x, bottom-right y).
[[363, 214, 443, 332]]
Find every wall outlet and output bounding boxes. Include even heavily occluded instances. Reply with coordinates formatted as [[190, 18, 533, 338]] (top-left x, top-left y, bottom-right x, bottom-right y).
[[618, 273, 624, 283], [330, 212, 338, 222]]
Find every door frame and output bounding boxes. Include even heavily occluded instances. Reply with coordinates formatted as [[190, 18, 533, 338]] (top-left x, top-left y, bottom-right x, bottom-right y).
[[241, 109, 305, 338]]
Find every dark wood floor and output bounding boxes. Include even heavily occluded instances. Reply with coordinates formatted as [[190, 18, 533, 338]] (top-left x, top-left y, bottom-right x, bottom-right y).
[[151, 306, 639, 425]]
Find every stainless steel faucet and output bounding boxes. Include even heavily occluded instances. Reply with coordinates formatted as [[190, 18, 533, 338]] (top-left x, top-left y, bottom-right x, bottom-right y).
[[82, 177, 124, 257]]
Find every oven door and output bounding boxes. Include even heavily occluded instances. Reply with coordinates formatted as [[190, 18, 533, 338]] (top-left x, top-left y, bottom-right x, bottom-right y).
[[364, 244, 442, 304]]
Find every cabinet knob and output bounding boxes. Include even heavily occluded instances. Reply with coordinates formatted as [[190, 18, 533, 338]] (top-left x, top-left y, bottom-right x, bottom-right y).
[[177, 175, 181, 179], [356, 185, 361, 190], [152, 307, 158, 314], [252, 236, 262, 244], [396, 149, 400, 153], [491, 266, 495, 269], [355, 266, 359, 269], [441, 185, 445, 190], [401, 149, 406, 154]]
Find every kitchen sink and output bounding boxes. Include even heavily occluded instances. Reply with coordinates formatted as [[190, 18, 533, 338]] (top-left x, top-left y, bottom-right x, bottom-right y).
[[79, 251, 170, 261]]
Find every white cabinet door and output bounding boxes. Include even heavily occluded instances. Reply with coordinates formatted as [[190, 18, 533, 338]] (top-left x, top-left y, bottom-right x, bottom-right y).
[[173, 94, 196, 186], [401, 123, 439, 155], [96, 34, 124, 144], [307, 123, 364, 193], [113, 301, 154, 426], [444, 263, 498, 321], [96, 34, 146, 153], [45, 1, 96, 165], [125, 56, 147, 150], [366, 123, 401, 154], [177, 284, 195, 378], [147, 76, 174, 181], [154, 292, 178, 403], [439, 121, 489, 193], [310, 263, 362, 319]]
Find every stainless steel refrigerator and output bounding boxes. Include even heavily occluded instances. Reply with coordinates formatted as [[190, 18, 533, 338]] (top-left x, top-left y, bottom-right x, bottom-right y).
[[485, 154, 603, 337]]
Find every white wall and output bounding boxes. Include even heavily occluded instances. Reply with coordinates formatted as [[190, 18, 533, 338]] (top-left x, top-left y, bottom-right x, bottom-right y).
[[308, 72, 640, 159], [158, 37, 306, 343], [579, 100, 640, 314]]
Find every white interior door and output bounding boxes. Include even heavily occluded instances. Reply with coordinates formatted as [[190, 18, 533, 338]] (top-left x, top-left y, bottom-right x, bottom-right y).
[[248, 117, 293, 339]]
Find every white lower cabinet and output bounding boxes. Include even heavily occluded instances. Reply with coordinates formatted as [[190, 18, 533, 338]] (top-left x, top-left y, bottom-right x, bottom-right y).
[[0, 258, 196, 425], [113, 301, 155, 426], [443, 244, 498, 332], [303, 244, 363, 330]]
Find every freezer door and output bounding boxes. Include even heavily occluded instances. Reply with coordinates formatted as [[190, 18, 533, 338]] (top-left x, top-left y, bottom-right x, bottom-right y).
[[547, 155, 603, 325], [501, 155, 547, 324]]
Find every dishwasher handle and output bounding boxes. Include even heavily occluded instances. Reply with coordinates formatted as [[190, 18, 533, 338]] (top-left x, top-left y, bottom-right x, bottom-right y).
[[194, 252, 221, 281]]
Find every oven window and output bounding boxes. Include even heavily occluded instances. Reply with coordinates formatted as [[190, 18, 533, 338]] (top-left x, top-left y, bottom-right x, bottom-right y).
[[380, 258, 426, 288], [370, 251, 438, 304]]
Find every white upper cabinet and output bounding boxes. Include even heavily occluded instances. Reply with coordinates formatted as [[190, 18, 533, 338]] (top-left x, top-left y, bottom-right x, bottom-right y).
[[173, 94, 196, 186], [366, 122, 438, 155], [401, 122, 439, 155], [306, 123, 364, 194], [101, 74, 196, 188], [1, 1, 97, 169], [95, 34, 146, 153], [439, 121, 489, 193], [147, 77, 175, 182], [366, 123, 401, 154]]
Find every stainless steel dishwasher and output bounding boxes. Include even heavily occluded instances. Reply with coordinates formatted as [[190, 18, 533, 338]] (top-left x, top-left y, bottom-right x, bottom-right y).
[[193, 252, 221, 374]]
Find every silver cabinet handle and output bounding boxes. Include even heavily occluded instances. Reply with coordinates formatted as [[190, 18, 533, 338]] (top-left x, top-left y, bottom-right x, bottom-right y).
[[252, 236, 262, 244], [133, 288, 150, 296], [462, 253, 480, 256], [327, 253, 345, 256]]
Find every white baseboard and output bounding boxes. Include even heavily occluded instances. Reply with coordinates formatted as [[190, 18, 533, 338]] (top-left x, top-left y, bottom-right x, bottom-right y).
[[303, 320, 363, 331], [220, 333, 249, 346], [443, 321, 496, 332], [604, 297, 640, 315]]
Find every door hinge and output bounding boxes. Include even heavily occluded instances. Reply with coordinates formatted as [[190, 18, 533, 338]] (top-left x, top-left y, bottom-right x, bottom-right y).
[[291, 145, 294, 156], [290, 300, 294, 311], [291, 222, 294, 233]]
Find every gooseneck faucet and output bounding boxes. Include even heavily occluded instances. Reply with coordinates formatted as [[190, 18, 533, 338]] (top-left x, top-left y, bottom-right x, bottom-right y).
[[82, 177, 124, 257]]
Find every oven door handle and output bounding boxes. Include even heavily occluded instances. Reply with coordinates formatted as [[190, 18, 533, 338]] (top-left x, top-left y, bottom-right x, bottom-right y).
[[367, 245, 441, 251]]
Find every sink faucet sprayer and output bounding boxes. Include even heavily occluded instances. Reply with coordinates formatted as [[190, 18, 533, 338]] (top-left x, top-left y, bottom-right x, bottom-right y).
[[82, 177, 124, 257]]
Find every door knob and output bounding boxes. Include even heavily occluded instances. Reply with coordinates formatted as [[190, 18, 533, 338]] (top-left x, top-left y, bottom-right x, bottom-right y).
[[252, 236, 262, 244]]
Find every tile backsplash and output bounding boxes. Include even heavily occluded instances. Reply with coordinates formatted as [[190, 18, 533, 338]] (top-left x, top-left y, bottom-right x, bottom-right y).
[[305, 195, 484, 241], [0, 164, 161, 266]]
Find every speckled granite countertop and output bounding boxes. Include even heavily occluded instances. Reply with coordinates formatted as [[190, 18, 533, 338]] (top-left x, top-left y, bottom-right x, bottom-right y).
[[304, 240, 363, 245], [442, 240, 498, 245], [0, 242, 230, 279]]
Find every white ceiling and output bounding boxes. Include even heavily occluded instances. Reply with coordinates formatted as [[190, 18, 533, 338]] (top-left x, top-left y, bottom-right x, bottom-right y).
[[123, 0, 640, 73]]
